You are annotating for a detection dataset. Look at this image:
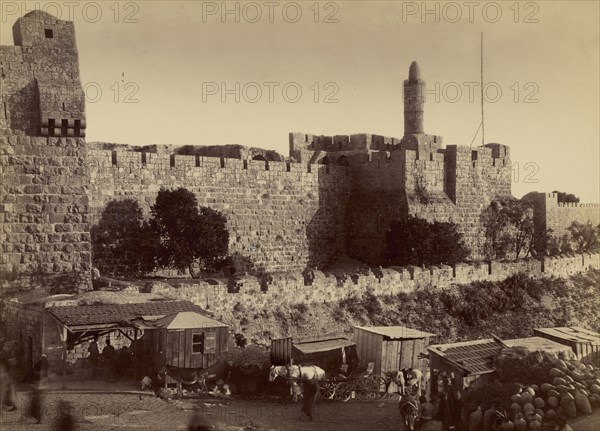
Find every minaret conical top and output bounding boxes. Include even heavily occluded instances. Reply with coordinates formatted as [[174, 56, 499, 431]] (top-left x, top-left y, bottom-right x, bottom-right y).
[[408, 61, 422, 82]]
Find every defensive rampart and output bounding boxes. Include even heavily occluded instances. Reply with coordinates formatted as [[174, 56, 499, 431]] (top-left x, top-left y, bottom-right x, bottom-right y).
[[147, 253, 600, 321], [87, 147, 351, 274]]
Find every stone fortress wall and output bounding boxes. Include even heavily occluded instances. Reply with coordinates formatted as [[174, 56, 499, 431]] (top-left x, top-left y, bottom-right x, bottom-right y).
[[148, 253, 600, 320], [1, 11, 598, 291]]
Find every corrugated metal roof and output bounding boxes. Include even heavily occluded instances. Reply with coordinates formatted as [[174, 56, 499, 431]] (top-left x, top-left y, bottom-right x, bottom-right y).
[[504, 337, 575, 357], [47, 301, 206, 327], [294, 338, 356, 354], [355, 326, 435, 340], [154, 311, 227, 329], [428, 339, 502, 375], [534, 327, 600, 346]]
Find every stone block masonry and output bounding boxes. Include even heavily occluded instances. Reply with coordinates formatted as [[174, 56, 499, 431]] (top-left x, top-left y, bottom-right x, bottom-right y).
[[87, 147, 350, 274], [2, 11, 598, 292], [0, 135, 91, 291], [148, 253, 600, 322]]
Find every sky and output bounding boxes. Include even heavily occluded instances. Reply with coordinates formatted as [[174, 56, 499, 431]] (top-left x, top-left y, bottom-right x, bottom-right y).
[[1, 0, 599, 201]]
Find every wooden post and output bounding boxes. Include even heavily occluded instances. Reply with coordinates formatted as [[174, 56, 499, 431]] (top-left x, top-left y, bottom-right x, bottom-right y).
[[56, 321, 68, 390]]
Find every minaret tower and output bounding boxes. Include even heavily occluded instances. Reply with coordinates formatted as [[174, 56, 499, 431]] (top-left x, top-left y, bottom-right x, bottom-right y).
[[403, 61, 425, 135]]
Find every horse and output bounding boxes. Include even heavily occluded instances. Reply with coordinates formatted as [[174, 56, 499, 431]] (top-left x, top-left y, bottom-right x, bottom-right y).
[[399, 368, 423, 397], [269, 365, 326, 402], [398, 394, 420, 431], [159, 364, 208, 399]]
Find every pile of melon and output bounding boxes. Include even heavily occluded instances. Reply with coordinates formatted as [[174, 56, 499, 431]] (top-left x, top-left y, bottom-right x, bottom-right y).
[[467, 355, 600, 430]]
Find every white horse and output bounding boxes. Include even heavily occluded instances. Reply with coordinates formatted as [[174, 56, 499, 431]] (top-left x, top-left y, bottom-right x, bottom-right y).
[[269, 365, 326, 402]]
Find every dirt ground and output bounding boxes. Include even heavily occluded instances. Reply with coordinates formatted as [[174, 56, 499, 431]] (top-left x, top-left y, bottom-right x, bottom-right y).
[[2, 389, 599, 431]]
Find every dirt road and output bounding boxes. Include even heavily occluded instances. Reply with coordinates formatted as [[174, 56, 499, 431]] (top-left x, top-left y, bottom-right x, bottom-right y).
[[2, 390, 598, 431]]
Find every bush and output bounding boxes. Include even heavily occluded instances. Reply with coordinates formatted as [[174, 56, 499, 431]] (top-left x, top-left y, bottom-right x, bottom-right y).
[[226, 345, 271, 395], [385, 216, 470, 266]]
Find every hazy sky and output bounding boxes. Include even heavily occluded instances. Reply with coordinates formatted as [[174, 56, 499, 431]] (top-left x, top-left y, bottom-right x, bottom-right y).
[[1, 1, 599, 201]]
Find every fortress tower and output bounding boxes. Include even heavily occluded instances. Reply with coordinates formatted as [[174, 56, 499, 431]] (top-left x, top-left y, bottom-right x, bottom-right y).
[[403, 61, 425, 136], [1, 10, 86, 137]]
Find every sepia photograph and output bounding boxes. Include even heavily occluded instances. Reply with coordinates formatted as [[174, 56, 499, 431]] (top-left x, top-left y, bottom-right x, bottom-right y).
[[1, 1, 599, 430]]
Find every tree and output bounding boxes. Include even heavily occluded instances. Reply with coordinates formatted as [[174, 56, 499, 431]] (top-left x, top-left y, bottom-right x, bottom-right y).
[[567, 221, 600, 253], [91, 199, 156, 276], [385, 216, 470, 266], [150, 188, 229, 278], [552, 191, 580, 203], [483, 197, 535, 260]]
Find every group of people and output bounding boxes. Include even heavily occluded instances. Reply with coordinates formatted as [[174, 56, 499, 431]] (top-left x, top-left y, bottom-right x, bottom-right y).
[[87, 336, 134, 381]]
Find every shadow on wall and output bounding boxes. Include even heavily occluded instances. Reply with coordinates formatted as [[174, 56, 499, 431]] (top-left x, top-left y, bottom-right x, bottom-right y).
[[345, 189, 409, 265], [305, 164, 348, 269], [9, 80, 39, 135], [90, 199, 156, 277]]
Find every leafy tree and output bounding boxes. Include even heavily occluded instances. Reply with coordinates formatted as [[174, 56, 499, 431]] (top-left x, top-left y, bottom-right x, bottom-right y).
[[567, 221, 600, 253], [553, 190, 580, 203], [150, 188, 229, 278], [91, 199, 156, 276], [385, 215, 470, 266], [483, 198, 535, 260]]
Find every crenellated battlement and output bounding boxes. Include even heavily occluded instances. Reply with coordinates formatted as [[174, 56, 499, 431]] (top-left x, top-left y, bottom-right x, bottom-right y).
[[2, 12, 595, 289]]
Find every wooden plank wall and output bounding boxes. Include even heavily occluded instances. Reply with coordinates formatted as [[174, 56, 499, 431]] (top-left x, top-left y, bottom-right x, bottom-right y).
[[353, 328, 382, 373], [534, 330, 599, 363], [163, 327, 228, 369]]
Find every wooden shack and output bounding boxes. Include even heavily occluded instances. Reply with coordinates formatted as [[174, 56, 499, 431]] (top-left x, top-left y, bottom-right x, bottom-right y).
[[534, 327, 600, 363], [144, 311, 229, 370], [428, 338, 503, 396], [353, 326, 434, 393]]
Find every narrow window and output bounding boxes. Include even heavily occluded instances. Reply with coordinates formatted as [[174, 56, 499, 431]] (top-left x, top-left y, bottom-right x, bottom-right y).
[[170, 154, 176, 168], [141, 152, 147, 165], [111, 150, 117, 165], [61, 119, 68, 136], [74, 119, 81, 137], [471, 151, 478, 161], [195, 154, 200, 167], [192, 333, 204, 354], [243, 160, 248, 169], [286, 162, 291, 172], [429, 152, 433, 161], [48, 118, 55, 136], [62, 102, 65, 111], [45, 29, 53, 38], [3, 102, 7, 119], [265, 161, 269, 171], [220, 157, 225, 168]]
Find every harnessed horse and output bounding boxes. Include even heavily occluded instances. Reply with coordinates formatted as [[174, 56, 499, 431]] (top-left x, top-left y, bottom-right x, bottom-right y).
[[269, 365, 326, 402], [159, 364, 208, 399], [398, 394, 419, 431]]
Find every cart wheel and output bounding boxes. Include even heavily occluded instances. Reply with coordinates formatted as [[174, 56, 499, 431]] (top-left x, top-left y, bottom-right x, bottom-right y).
[[320, 382, 335, 399], [371, 375, 388, 398], [335, 382, 352, 402], [357, 376, 381, 401]]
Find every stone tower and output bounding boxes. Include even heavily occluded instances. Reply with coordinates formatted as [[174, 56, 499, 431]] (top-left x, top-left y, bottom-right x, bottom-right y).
[[1, 10, 86, 137], [403, 61, 425, 136]]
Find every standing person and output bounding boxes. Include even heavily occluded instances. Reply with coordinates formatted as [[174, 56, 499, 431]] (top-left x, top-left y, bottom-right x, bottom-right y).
[[29, 381, 43, 424], [101, 338, 116, 382], [0, 358, 18, 412], [300, 380, 317, 421], [88, 335, 100, 378]]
